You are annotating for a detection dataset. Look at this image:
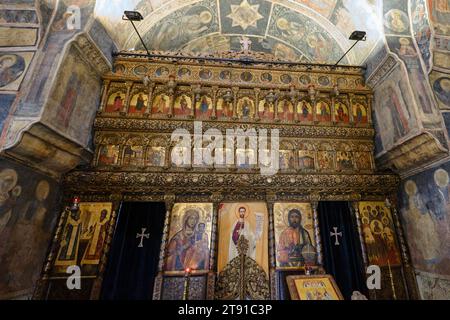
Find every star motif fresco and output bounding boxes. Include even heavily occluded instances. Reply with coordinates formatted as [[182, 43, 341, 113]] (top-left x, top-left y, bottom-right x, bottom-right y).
[[99, 0, 383, 65]]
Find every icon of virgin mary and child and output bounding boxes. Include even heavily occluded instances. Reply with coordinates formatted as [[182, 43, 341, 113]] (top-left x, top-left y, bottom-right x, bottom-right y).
[[165, 209, 210, 271]]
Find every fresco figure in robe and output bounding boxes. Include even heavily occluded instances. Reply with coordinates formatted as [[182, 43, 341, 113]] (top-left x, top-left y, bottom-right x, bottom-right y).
[[277, 209, 314, 266], [166, 209, 209, 271]]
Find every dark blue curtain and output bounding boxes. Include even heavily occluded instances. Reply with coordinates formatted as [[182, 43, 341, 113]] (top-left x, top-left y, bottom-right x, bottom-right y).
[[318, 201, 367, 300], [100, 202, 166, 300]]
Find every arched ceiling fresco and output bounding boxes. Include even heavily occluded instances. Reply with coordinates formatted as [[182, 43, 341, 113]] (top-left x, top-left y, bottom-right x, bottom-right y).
[[94, 0, 383, 65]]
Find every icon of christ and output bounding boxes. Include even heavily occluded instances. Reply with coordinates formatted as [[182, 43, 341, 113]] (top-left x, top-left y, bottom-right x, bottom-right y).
[[277, 209, 314, 267]]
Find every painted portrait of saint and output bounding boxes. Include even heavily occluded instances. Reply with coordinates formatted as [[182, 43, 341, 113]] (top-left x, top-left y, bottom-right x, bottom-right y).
[[259, 99, 274, 120], [358, 202, 401, 266], [97, 145, 120, 165], [334, 102, 349, 123], [297, 101, 313, 122], [277, 99, 294, 121], [146, 147, 165, 167], [316, 101, 331, 122], [152, 94, 170, 115], [237, 97, 254, 119], [217, 98, 233, 118], [196, 95, 212, 118], [275, 204, 316, 268], [54, 202, 112, 273], [105, 92, 126, 113], [218, 203, 268, 275], [353, 103, 367, 124], [165, 204, 212, 272], [174, 94, 192, 117], [129, 92, 148, 114], [0, 54, 25, 88]]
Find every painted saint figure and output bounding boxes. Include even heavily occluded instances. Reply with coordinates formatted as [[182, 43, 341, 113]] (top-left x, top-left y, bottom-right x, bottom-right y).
[[81, 209, 109, 265], [229, 206, 256, 261], [55, 208, 83, 267], [277, 209, 314, 266], [166, 209, 209, 271]]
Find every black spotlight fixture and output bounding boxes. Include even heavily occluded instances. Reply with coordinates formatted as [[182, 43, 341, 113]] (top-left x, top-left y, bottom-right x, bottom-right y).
[[123, 10, 151, 58], [334, 30, 367, 66]]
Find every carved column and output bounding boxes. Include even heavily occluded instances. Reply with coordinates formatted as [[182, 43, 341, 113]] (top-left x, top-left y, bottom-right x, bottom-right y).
[[207, 192, 222, 299], [331, 95, 336, 124], [167, 76, 177, 118], [153, 194, 176, 300], [311, 198, 323, 266], [145, 81, 155, 116], [123, 81, 133, 114], [232, 86, 239, 119], [98, 79, 111, 113], [266, 192, 277, 300], [351, 202, 368, 267], [348, 93, 355, 124], [211, 86, 219, 120], [254, 88, 261, 121], [367, 94, 373, 125], [274, 90, 281, 121]]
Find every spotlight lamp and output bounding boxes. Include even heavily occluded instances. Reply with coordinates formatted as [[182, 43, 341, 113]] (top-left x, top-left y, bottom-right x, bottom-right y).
[[123, 10, 151, 58], [123, 10, 144, 21], [334, 30, 367, 67], [349, 31, 367, 41]]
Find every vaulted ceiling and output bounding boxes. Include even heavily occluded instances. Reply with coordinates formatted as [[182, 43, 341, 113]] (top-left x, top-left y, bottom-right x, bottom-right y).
[[94, 0, 384, 65]]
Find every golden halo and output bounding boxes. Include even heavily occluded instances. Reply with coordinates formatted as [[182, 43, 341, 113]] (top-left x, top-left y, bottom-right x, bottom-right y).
[[441, 78, 450, 91], [35, 180, 50, 201], [399, 37, 410, 45], [282, 205, 305, 227], [277, 18, 289, 31], [235, 203, 250, 220], [404, 180, 417, 196], [361, 217, 370, 225], [200, 11, 212, 24], [370, 219, 383, 235], [0, 54, 18, 67], [0, 169, 18, 191], [434, 168, 449, 188]]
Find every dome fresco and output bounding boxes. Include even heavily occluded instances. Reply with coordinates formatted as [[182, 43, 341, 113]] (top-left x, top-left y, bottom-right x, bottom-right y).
[[94, 0, 384, 65]]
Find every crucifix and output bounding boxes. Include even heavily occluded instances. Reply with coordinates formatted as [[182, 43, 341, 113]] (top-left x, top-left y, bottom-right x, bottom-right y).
[[330, 227, 342, 246], [136, 227, 150, 248]]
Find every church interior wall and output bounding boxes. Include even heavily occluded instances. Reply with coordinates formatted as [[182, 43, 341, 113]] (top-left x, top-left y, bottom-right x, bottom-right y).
[[0, 156, 61, 300]]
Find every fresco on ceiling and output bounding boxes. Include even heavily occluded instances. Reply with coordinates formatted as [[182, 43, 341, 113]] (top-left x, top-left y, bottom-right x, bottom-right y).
[[219, 0, 271, 37], [42, 45, 101, 148], [268, 4, 344, 63], [428, 0, 450, 36], [411, 0, 432, 72], [293, 0, 338, 18], [0, 158, 59, 299], [139, 0, 219, 51], [373, 64, 418, 153], [399, 162, 450, 276], [329, 0, 381, 61]]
